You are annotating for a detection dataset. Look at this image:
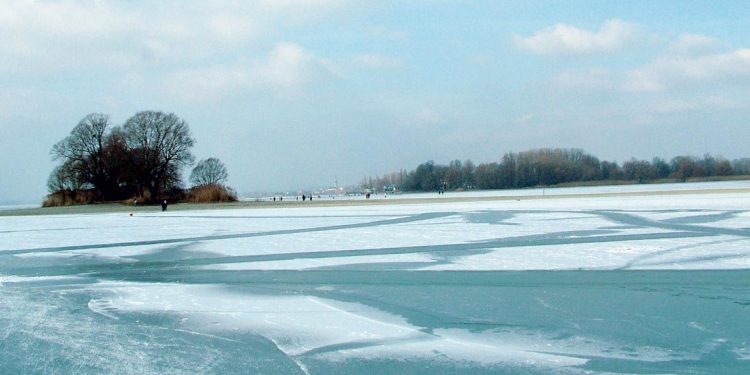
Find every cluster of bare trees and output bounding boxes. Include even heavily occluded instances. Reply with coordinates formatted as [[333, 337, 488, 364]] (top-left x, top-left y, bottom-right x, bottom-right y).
[[47, 111, 231, 205], [362, 149, 746, 192], [190, 158, 228, 187]]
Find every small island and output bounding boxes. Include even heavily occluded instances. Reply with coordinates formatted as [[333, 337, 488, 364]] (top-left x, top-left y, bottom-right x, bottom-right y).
[[45, 111, 236, 207]]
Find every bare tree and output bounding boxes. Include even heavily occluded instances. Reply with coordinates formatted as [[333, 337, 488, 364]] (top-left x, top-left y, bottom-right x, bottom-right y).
[[52, 113, 109, 163], [123, 111, 195, 200], [623, 158, 656, 183], [46, 162, 80, 193], [190, 157, 228, 187], [50, 113, 113, 196]]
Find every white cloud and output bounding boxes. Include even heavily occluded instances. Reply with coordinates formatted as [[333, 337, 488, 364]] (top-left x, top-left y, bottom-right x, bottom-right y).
[[0, 1, 144, 70], [208, 13, 260, 42], [515, 19, 639, 55], [648, 96, 742, 115], [163, 43, 333, 101], [413, 109, 444, 128], [0, 0, 348, 73], [0, 1, 136, 38], [668, 33, 722, 55], [624, 48, 750, 92], [353, 54, 405, 69], [261, 43, 326, 88], [258, 0, 348, 12], [552, 68, 614, 91], [255, 0, 351, 23]]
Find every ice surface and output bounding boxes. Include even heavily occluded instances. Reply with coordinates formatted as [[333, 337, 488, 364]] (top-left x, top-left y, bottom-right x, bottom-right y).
[[198, 253, 439, 271], [90, 283, 422, 354], [1, 181, 750, 374]]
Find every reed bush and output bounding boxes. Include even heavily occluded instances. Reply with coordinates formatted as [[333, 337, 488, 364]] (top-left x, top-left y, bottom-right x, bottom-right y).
[[186, 184, 238, 203], [42, 190, 97, 207]]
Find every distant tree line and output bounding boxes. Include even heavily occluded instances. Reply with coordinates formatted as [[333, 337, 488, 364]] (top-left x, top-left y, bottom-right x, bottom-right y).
[[46, 111, 235, 206], [361, 148, 750, 192]]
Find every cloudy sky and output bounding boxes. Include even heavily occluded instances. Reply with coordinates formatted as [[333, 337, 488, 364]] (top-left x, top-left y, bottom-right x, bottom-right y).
[[1, 1, 749, 203]]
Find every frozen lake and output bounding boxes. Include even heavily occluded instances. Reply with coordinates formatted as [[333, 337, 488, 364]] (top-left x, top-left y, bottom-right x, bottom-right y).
[[250, 179, 750, 202], [1, 182, 749, 374]]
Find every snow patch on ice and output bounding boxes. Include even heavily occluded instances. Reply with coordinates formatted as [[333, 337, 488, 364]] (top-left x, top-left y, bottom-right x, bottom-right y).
[[0, 275, 83, 285], [92, 282, 422, 356], [735, 345, 750, 360], [315, 327, 686, 368], [86, 282, 690, 370]]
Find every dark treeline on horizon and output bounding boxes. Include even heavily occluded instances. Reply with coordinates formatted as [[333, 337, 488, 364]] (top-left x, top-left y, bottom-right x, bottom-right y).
[[361, 148, 750, 193]]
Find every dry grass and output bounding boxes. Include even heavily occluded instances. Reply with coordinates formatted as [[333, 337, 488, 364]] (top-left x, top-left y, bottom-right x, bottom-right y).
[[42, 190, 97, 207], [186, 184, 238, 203]]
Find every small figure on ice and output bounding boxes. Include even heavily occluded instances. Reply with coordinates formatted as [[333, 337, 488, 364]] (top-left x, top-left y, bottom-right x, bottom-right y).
[[161, 200, 168, 211]]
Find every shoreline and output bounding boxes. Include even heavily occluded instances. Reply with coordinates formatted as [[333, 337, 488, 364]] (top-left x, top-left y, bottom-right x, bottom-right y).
[[3, 186, 750, 217]]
